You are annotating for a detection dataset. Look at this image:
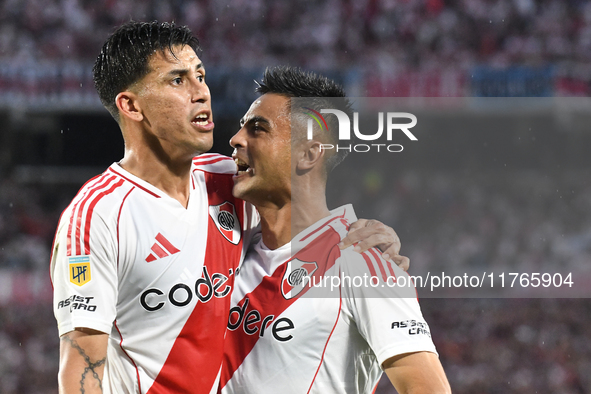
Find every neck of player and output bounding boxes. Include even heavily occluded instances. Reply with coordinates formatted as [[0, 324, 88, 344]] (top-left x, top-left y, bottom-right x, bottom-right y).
[[258, 181, 330, 250], [119, 142, 195, 209]]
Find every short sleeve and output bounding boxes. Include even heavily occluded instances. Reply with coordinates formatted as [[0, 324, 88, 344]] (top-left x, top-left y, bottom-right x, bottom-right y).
[[339, 249, 438, 366], [50, 207, 118, 336]]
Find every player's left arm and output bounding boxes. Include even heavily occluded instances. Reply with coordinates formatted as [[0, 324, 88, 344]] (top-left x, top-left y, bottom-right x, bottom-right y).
[[382, 351, 451, 394], [339, 218, 410, 271], [340, 250, 447, 392]]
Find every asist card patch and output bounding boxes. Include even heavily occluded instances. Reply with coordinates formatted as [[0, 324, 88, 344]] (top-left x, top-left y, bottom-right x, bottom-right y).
[[69, 256, 91, 286], [281, 259, 318, 300], [209, 201, 241, 245]]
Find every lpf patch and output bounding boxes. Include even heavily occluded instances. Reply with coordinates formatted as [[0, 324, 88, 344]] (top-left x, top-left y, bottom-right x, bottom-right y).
[[69, 256, 91, 286], [281, 259, 318, 300], [209, 201, 241, 245]]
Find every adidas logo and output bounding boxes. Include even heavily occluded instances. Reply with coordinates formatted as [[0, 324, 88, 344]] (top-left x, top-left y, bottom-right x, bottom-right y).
[[146, 233, 180, 262]]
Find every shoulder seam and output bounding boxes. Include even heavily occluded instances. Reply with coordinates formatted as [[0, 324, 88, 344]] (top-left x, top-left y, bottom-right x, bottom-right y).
[[107, 167, 160, 198]]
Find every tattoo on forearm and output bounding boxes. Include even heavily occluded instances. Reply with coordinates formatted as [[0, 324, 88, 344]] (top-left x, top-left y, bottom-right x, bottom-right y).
[[61, 336, 106, 393]]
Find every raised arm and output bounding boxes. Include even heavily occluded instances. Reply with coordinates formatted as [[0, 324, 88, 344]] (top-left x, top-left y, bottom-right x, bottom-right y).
[[59, 328, 109, 394], [383, 351, 451, 394]]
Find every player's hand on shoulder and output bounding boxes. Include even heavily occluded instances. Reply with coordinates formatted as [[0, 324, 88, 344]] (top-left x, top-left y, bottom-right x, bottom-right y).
[[389, 254, 410, 272], [339, 218, 410, 271]]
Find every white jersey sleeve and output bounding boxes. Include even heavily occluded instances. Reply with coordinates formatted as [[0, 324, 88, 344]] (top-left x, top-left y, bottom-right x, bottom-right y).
[[51, 173, 127, 336], [339, 248, 437, 365]]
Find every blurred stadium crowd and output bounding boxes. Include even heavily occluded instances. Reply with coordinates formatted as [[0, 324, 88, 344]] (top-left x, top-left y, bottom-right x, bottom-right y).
[[1, 0, 591, 393], [1, 0, 590, 71], [1, 0, 591, 100]]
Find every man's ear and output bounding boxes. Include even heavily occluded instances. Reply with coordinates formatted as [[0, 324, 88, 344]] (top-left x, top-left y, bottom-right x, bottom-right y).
[[115, 91, 143, 122], [296, 140, 325, 172]]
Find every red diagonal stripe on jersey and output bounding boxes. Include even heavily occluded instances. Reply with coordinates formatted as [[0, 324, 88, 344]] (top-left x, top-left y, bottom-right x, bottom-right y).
[[145, 253, 157, 263], [194, 157, 234, 166], [371, 247, 396, 279], [66, 173, 107, 255], [64, 173, 104, 257], [194, 153, 230, 162], [385, 260, 396, 279], [76, 175, 117, 255], [220, 228, 342, 390], [151, 243, 169, 259], [116, 188, 135, 268], [108, 167, 160, 198], [68, 174, 114, 256], [362, 252, 378, 279], [155, 233, 180, 255], [193, 153, 221, 161], [83, 179, 125, 255], [368, 248, 389, 281], [147, 172, 244, 394]]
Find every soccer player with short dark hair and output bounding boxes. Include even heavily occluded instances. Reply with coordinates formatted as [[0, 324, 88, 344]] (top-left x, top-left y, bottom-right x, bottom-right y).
[[52, 20, 258, 393], [220, 66, 450, 393]]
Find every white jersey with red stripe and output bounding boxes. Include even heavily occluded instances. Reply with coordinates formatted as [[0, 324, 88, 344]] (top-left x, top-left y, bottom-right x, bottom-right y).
[[220, 205, 436, 394], [50, 153, 259, 394]]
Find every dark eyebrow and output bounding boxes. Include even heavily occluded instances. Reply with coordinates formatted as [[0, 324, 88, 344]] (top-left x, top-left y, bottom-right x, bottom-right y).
[[166, 62, 204, 77], [240, 115, 271, 128]]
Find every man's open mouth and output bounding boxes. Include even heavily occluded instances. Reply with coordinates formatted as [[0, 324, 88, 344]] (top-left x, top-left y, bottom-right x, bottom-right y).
[[192, 113, 210, 126], [234, 158, 254, 175]]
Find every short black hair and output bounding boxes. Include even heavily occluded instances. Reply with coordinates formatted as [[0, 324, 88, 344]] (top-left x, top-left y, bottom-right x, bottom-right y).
[[256, 66, 353, 172], [256, 66, 347, 98], [93, 21, 200, 120]]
